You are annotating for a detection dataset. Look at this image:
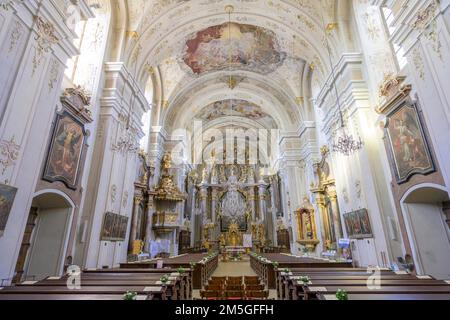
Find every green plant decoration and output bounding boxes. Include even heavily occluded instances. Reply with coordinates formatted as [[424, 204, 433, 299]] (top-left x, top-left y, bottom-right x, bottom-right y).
[[177, 267, 185, 274], [123, 291, 138, 300], [160, 274, 169, 284], [336, 289, 348, 300], [299, 276, 310, 285]]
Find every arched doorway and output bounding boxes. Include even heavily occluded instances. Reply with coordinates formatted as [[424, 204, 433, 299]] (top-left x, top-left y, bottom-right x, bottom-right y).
[[400, 184, 450, 279], [13, 191, 74, 282]]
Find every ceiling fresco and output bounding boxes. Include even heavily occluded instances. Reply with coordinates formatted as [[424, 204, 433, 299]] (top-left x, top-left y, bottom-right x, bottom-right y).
[[182, 22, 287, 75], [196, 99, 273, 122]]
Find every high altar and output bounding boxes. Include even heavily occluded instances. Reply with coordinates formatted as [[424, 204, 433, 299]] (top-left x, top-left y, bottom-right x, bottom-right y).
[[186, 159, 283, 252]]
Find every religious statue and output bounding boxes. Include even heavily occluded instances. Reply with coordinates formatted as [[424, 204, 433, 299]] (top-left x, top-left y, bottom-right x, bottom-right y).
[[211, 164, 218, 184], [258, 223, 266, 247], [219, 233, 226, 247], [219, 165, 227, 183], [220, 169, 247, 231], [295, 198, 319, 252], [247, 165, 255, 183], [201, 166, 209, 184], [227, 223, 241, 246], [162, 152, 172, 171]]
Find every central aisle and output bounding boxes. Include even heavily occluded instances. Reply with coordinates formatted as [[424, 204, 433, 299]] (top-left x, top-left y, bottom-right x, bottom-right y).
[[193, 256, 277, 299], [210, 257, 257, 277]]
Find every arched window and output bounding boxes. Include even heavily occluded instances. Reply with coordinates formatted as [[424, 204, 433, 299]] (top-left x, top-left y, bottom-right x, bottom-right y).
[[381, 7, 407, 70], [64, 1, 111, 98], [140, 77, 154, 152]]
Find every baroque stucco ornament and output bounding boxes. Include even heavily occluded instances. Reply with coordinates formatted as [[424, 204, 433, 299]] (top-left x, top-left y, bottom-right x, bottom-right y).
[[32, 16, 59, 75]]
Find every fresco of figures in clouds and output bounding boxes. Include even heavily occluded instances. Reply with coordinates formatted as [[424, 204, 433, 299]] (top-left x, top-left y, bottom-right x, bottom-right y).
[[183, 22, 287, 75], [195, 99, 276, 122]]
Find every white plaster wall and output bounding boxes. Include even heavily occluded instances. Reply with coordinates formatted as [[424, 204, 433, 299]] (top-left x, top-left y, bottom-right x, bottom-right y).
[[0, 2, 80, 283]]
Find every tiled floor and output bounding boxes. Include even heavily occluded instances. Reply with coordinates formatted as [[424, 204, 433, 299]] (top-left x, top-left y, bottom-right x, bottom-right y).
[[192, 257, 277, 299]]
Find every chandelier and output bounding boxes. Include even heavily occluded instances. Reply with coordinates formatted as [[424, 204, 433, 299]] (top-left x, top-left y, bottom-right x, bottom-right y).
[[332, 128, 364, 156], [322, 22, 364, 156]]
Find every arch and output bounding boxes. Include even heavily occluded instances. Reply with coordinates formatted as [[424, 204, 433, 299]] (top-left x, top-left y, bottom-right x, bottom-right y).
[[15, 190, 75, 282], [400, 183, 450, 279]]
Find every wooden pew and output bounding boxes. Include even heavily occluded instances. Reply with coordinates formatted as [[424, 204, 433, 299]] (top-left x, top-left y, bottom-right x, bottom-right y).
[[79, 270, 190, 299], [0, 294, 145, 300], [16, 276, 179, 300], [250, 253, 352, 289], [318, 293, 450, 300], [293, 279, 449, 300], [277, 268, 402, 299], [303, 285, 450, 300], [0, 285, 167, 300], [119, 253, 218, 289]]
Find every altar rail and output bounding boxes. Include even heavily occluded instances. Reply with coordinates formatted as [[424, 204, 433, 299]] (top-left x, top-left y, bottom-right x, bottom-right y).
[[250, 253, 352, 289]]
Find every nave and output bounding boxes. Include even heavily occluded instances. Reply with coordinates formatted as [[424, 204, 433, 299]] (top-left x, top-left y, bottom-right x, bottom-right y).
[[1, 252, 450, 301], [0, 0, 450, 303]]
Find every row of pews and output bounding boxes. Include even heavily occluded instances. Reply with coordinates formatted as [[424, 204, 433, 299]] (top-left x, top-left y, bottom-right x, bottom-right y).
[[250, 252, 450, 300], [0, 253, 218, 300], [0, 268, 189, 300], [278, 268, 450, 300], [119, 252, 219, 289], [250, 253, 352, 289]]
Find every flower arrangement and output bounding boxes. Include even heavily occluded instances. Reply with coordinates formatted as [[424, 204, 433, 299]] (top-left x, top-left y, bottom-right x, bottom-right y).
[[299, 276, 310, 285], [160, 274, 169, 285], [123, 291, 138, 300], [336, 289, 348, 300]]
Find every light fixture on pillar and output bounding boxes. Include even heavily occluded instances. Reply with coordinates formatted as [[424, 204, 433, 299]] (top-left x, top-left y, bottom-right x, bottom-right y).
[[322, 22, 364, 156]]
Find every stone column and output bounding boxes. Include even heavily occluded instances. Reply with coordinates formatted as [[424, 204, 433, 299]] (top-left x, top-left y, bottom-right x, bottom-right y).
[[129, 195, 143, 252], [144, 196, 155, 252], [198, 185, 208, 241], [258, 184, 267, 222], [315, 194, 331, 250], [328, 189, 343, 242], [248, 188, 256, 220], [269, 182, 278, 246], [211, 187, 219, 239]]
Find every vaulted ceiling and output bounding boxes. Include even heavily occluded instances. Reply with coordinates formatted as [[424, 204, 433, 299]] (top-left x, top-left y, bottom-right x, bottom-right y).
[[118, 0, 345, 135]]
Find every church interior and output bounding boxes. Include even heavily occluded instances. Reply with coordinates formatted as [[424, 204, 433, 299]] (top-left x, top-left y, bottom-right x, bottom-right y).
[[0, 0, 449, 301]]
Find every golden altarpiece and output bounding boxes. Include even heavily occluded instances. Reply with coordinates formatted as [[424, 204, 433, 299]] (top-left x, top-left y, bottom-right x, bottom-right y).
[[310, 146, 344, 251], [187, 150, 282, 254], [295, 197, 320, 252]]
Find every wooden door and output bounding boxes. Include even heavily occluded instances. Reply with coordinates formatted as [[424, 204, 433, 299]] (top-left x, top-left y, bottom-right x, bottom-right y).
[[12, 207, 38, 283]]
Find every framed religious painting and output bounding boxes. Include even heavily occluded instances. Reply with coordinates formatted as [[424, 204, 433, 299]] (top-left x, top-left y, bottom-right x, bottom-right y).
[[101, 212, 115, 241], [0, 183, 18, 237], [42, 111, 86, 190], [385, 101, 435, 184], [343, 209, 373, 239], [118, 215, 129, 241]]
